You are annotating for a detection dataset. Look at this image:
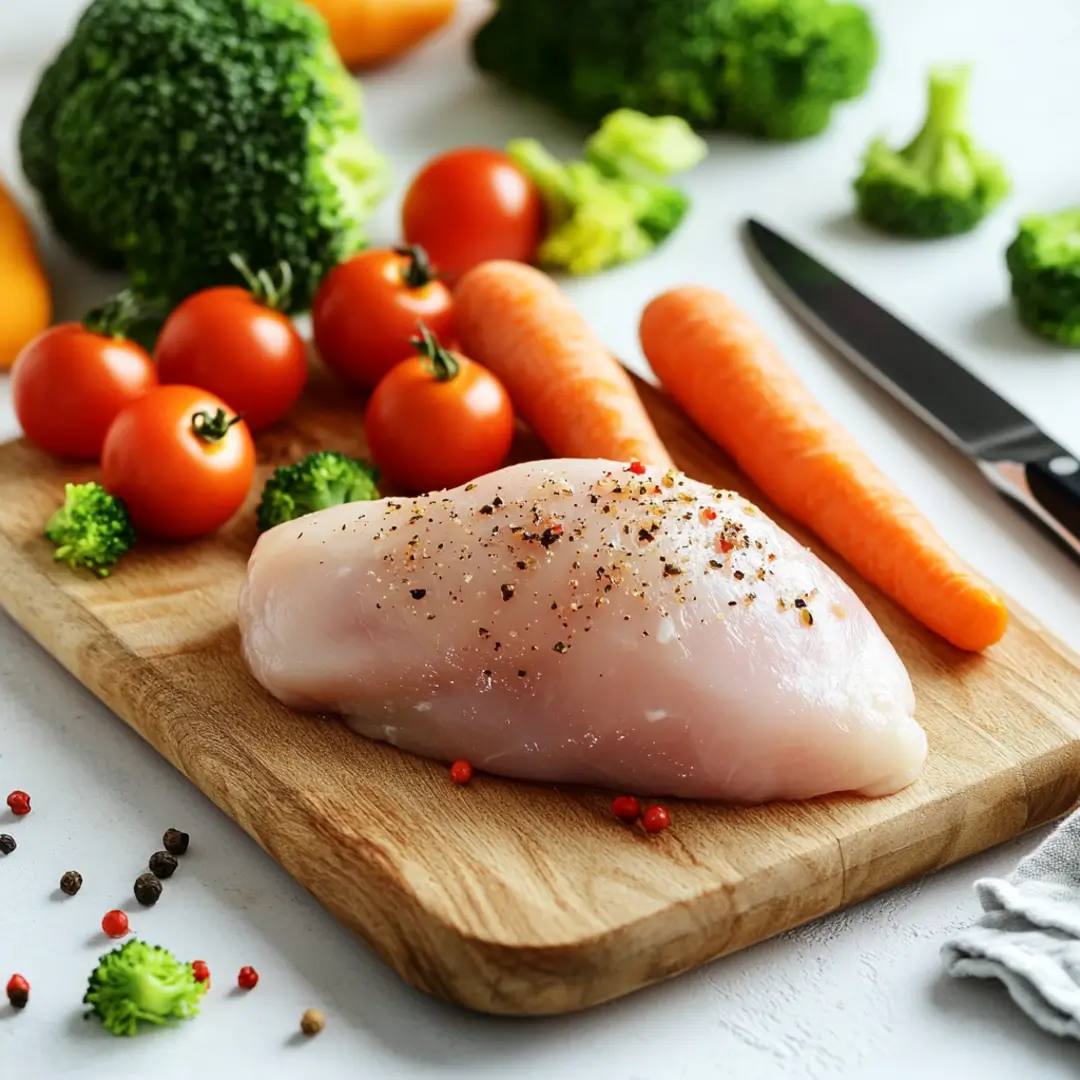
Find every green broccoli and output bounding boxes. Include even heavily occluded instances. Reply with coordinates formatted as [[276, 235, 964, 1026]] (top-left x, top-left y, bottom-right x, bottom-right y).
[[507, 110, 703, 275], [45, 482, 135, 578], [1005, 209, 1080, 346], [256, 450, 381, 533], [19, 0, 389, 313], [473, 0, 877, 140], [853, 65, 1010, 238], [84, 940, 208, 1037]]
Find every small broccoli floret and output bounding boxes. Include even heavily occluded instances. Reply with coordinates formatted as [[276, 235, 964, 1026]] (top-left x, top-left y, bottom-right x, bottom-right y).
[[84, 940, 207, 1037], [474, 0, 877, 140], [19, 0, 389, 312], [854, 65, 1010, 238], [507, 111, 699, 276], [1005, 209, 1080, 346], [256, 451, 380, 533], [45, 482, 135, 578]]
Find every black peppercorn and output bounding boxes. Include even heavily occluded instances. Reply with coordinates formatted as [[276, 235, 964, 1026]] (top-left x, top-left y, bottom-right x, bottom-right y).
[[148, 850, 178, 878], [0, 834, 15, 856], [59, 870, 82, 895], [134, 872, 162, 906], [162, 828, 189, 856]]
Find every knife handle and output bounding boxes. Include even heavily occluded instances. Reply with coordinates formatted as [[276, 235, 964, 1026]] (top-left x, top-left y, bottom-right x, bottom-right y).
[[979, 455, 1080, 559]]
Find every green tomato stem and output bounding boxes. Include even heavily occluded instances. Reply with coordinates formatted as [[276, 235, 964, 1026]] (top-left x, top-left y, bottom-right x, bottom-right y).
[[228, 253, 294, 311], [191, 408, 244, 443], [411, 321, 459, 382], [394, 245, 436, 289]]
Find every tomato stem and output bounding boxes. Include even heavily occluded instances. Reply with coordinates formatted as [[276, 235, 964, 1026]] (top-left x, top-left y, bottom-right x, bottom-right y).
[[191, 408, 244, 443], [82, 289, 161, 339], [228, 253, 294, 312], [394, 245, 436, 290], [411, 322, 459, 382]]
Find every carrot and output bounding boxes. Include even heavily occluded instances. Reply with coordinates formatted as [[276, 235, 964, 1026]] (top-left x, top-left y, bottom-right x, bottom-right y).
[[639, 285, 1008, 652], [453, 261, 672, 467], [0, 176, 51, 371], [309, 0, 457, 70]]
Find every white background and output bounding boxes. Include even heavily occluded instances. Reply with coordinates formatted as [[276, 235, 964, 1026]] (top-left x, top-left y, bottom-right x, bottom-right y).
[[3, 1, 1080, 1076]]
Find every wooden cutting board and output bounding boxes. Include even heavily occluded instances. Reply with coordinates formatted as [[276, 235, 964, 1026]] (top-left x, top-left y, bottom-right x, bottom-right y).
[[2, 364, 1080, 1016]]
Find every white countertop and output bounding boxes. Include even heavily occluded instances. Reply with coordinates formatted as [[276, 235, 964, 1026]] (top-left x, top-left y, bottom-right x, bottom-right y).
[[4, 1, 1080, 1076]]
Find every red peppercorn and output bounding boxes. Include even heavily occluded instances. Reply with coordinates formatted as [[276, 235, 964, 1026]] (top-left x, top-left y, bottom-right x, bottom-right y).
[[642, 805, 672, 833], [192, 960, 210, 987], [611, 796, 641, 822], [6, 790, 30, 816], [629, 460, 646, 475], [101, 909, 130, 939], [449, 760, 472, 784], [703, 508, 717, 521], [6, 973, 29, 1009], [237, 965, 259, 990]]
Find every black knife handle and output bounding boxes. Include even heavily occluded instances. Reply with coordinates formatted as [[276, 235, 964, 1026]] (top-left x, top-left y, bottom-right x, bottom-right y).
[[979, 454, 1080, 560]]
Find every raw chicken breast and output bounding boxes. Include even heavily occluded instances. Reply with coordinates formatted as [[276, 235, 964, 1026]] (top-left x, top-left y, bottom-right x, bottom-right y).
[[238, 459, 925, 803]]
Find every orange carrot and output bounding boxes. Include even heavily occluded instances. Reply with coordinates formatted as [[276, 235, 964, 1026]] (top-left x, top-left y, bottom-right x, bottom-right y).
[[454, 261, 672, 467], [639, 285, 1008, 652]]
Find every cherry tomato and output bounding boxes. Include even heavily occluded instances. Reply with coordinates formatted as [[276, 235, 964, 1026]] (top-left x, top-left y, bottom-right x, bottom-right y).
[[154, 262, 307, 432], [101, 385, 256, 539], [312, 245, 453, 389], [365, 325, 514, 493], [401, 148, 544, 282], [11, 323, 157, 459]]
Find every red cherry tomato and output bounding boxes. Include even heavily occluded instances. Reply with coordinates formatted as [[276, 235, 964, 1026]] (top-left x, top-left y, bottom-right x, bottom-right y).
[[401, 148, 544, 282], [364, 326, 514, 493], [312, 245, 454, 390], [101, 385, 256, 539], [101, 910, 129, 939], [11, 323, 157, 459], [155, 265, 307, 432]]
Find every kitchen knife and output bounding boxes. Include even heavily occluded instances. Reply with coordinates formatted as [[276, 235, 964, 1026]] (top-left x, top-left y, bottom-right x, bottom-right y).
[[744, 218, 1080, 559]]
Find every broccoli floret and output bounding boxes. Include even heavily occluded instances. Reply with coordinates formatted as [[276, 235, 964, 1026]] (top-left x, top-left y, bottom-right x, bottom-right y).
[[507, 111, 699, 276], [854, 65, 1010, 238], [256, 451, 380, 533], [474, 0, 877, 140], [45, 482, 135, 578], [19, 0, 389, 313], [84, 940, 208, 1037], [1006, 209, 1080, 347]]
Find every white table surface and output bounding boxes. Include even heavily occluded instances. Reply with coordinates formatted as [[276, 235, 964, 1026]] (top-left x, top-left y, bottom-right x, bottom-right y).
[[3, 1, 1080, 1076]]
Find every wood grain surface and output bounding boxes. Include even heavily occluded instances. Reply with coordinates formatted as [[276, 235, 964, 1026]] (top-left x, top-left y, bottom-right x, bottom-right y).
[[1, 364, 1079, 1016]]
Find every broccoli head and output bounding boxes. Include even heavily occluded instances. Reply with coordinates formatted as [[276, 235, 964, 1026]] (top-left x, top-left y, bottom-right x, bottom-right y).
[[1006, 209, 1080, 347], [854, 65, 1010, 238], [45, 482, 135, 578], [507, 110, 701, 276], [84, 940, 208, 1037], [474, 0, 877, 140], [256, 450, 380, 533], [19, 0, 389, 313]]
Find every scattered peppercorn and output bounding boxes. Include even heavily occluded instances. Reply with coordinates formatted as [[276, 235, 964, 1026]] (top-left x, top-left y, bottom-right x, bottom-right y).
[[6, 973, 29, 1009], [134, 872, 162, 907], [237, 966, 259, 991], [300, 1008, 325, 1036], [0, 835, 15, 856], [611, 796, 641, 822], [409, 588, 426, 600], [449, 760, 473, 784], [192, 960, 210, 987], [162, 828, 189, 856], [101, 909, 129, 939], [148, 851, 178, 879], [59, 870, 82, 895], [6, 791, 30, 816], [642, 805, 672, 834]]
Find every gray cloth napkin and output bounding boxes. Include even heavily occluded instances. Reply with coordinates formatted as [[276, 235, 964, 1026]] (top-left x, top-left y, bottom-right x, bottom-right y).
[[942, 810, 1080, 1039]]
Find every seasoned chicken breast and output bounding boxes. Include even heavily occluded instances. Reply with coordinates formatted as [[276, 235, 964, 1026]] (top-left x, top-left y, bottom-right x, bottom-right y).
[[238, 459, 925, 802]]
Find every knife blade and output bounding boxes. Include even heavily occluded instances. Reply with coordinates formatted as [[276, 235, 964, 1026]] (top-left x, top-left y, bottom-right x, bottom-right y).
[[744, 217, 1080, 560]]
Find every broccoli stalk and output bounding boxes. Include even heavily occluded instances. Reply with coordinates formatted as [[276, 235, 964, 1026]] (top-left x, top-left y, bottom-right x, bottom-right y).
[[507, 109, 703, 276], [1006, 209, 1080, 346], [853, 65, 1010, 238], [84, 940, 208, 1037], [256, 451, 381, 533], [45, 482, 135, 578]]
